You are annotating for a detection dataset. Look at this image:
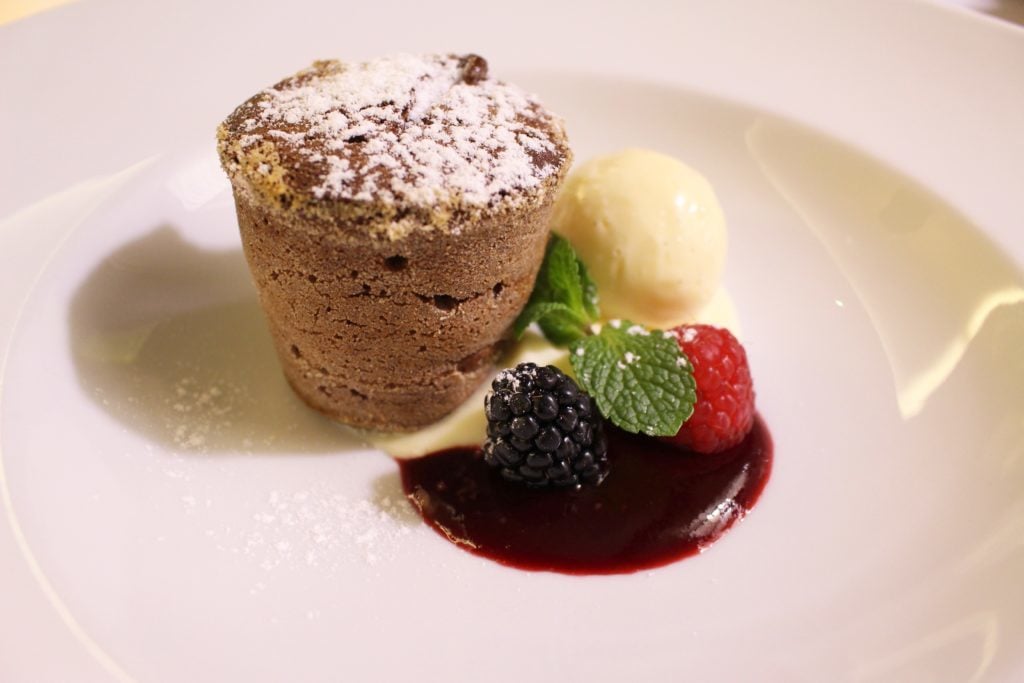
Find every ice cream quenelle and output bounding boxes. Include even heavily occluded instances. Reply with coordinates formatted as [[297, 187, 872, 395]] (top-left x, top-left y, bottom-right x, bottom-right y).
[[551, 148, 727, 329]]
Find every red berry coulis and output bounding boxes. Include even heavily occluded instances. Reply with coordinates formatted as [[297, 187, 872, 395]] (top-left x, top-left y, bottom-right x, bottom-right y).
[[398, 414, 772, 574]]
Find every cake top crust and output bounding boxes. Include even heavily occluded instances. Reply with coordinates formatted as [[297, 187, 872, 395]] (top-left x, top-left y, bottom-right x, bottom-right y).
[[218, 54, 570, 215]]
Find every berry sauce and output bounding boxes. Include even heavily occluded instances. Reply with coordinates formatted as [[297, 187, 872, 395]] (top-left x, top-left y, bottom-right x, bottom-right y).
[[398, 414, 772, 574]]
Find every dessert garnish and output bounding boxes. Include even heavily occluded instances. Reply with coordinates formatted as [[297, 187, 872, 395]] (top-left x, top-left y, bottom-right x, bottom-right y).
[[664, 324, 755, 453], [397, 150, 773, 573], [514, 235, 697, 437], [483, 363, 608, 488]]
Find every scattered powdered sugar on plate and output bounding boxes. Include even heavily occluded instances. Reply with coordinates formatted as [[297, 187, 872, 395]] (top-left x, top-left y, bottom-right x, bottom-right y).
[[166, 375, 241, 451], [224, 53, 567, 207], [131, 372, 423, 573], [213, 484, 420, 572]]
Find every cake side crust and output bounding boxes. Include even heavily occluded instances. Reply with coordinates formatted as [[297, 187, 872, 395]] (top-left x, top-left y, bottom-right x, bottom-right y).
[[232, 171, 565, 430]]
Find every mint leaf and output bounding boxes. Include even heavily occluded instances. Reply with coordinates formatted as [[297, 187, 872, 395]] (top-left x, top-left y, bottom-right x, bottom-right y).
[[537, 234, 587, 315], [570, 321, 696, 436], [513, 234, 598, 340], [514, 301, 588, 344], [578, 260, 600, 320], [513, 237, 696, 435]]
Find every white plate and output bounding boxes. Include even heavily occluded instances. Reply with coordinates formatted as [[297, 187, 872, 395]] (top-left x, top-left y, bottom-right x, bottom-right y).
[[2, 2, 1023, 682]]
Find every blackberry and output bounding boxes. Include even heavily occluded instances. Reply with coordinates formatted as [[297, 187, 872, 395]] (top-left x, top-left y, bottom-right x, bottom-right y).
[[483, 363, 609, 488]]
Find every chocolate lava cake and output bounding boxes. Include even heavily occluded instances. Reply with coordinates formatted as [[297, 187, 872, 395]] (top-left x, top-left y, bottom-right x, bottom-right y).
[[217, 54, 571, 430]]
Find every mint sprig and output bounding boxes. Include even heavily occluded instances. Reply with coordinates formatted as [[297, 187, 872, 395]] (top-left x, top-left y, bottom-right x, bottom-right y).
[[577, 260, 600, 320], [572, 323, 695, 436], [513, 235, 695, 436], [514, 237, 593, 344]]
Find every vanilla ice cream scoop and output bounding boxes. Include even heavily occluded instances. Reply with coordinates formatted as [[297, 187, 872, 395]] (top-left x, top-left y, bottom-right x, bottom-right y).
[[552, 148, 727, 329]]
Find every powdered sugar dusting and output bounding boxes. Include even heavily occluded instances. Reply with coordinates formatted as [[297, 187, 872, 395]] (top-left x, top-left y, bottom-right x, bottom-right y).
[[494, 364, 537, 392], [233, 54, 566, 207], [167, 377, 240, 451], [232, 487, 417, 571]]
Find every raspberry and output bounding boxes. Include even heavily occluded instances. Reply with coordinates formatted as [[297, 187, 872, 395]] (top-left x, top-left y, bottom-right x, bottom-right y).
[[666, 324, 755, 454], [483, 363, 609, 488]]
